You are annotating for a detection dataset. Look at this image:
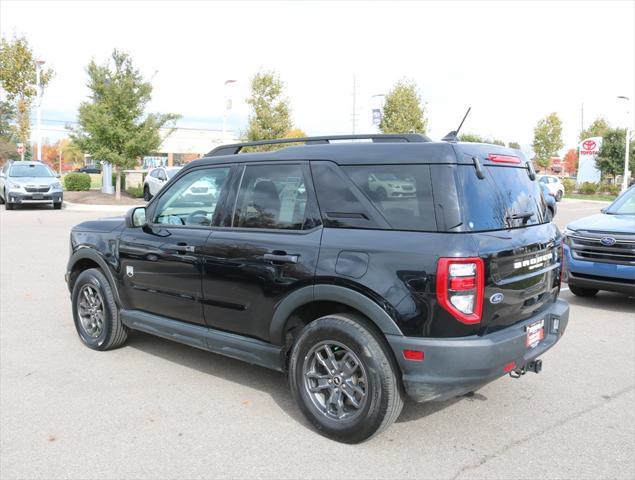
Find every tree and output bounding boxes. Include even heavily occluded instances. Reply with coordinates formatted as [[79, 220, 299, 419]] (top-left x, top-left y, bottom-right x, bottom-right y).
[[532, 113, 563, 170], [458, 133, 485, 143], [284, 128, 306, 139], [244, 70, 292, 146], [491, 139, 505, 146], [379, 79, 427, 134], [0, 100, 17, 163], [60, 139, 84, 169], [579, 117, 609, 142], [69, 50, 179, 199], [562, 148, 578, 175], [0, 35, 54, 144], [596, 128, 635, 180], [508, 141, 521, 149]]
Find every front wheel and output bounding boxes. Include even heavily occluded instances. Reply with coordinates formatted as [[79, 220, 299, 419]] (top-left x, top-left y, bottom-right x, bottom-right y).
[[72, 268, 128, 350], [288, 314, 403, 443], [53, 201, 62, 210], [569, 285, 598, 297], [556, 190, 563, 201], [143, 185, 152, 202]]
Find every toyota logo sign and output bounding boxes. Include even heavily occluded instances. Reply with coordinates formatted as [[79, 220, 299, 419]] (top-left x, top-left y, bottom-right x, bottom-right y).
[[582, 140, 596, 151]]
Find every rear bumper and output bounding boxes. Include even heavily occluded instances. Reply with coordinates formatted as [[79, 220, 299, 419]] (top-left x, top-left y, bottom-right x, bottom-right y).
[[386, 299, 569, 402], [564, 244, 635, 295]]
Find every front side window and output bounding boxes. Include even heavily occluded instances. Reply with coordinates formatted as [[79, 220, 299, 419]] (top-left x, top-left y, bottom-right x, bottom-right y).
[[233, 164, 308, 230], [153, 167, 230, 226], [606, 187, 635, 215]]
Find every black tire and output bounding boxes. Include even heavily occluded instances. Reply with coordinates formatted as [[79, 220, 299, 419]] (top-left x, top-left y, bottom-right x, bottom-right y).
[[377, 187, 388, 201], [53, 201, 62, 210], [0, 192, 4, 204], [556, 190, 563, 202], [5, 199, 14, 210], [288, 314, 403, 443], [569, 285, 599, 297], [143, 185, 152, 202], [72, 268, 128, 350]]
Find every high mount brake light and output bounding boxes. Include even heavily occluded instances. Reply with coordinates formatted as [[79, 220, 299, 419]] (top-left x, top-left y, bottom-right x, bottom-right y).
[[488, 154, 521, 164], [436, 257, 484, 324]]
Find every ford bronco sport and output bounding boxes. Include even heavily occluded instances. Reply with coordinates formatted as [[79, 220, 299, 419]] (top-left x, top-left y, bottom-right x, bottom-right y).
[[65, 134, 569, 443]]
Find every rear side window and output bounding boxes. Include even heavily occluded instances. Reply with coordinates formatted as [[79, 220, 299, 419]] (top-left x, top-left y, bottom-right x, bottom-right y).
[[233, 164, 308, 230], [456, 165, 547, 231], [343, 165, 436, 231]]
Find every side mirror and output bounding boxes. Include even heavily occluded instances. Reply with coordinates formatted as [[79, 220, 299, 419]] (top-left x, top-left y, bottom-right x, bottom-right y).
[[125, 207, 147, 228], [601, 208, 607, 213], [0, 172, 5, 178], [55, 173, 61, 178]]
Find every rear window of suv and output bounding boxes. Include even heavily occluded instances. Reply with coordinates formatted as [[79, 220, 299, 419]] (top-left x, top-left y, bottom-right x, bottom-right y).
[[455, 164, 547, 231]]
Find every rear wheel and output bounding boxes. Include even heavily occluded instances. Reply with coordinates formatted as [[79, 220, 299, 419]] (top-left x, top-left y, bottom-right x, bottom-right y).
[[288, 314, 403, 443], [569, 285, 598, 297], [143, 185, 152, 201], [72, 268, 128, 350]]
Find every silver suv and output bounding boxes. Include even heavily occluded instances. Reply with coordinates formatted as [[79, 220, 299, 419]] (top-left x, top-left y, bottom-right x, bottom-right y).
[[0, 161, 64, 210]]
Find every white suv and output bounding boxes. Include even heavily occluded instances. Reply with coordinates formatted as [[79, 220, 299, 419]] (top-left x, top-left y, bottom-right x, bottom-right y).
[[143, 166, 181, 201], [538, 175, 564, 202]]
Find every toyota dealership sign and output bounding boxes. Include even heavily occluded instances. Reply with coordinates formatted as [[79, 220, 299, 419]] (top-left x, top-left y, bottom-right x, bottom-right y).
[[577, 136, 602, 184]]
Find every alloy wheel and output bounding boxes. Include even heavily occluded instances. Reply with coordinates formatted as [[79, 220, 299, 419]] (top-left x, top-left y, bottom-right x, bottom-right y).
[[77, 284, 105, 338]]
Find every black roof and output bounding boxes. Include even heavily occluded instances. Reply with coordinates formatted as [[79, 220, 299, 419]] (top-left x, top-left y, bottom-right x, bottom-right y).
[[182, 134, 524, 170]]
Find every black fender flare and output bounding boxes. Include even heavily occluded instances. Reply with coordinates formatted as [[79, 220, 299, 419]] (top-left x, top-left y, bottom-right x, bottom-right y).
[[269, 284, 403, 345], [66, 248, 122, 305]]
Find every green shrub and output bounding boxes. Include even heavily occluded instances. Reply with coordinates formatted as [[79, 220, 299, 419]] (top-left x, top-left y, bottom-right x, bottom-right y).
[[126, 186, 144, 198], [562, 178, 575, 194], [578, 182, 598, 195], [64, 173, 91, 191], [605, 184, 621, 195]]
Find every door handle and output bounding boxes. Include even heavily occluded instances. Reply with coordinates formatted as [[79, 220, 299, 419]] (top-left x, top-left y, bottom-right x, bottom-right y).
[[175, 242, 195, 254], [263, 253, 299, 264]]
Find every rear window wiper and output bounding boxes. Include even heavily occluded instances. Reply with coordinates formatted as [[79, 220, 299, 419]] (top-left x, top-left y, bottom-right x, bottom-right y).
[[507, 211, 535, 223]]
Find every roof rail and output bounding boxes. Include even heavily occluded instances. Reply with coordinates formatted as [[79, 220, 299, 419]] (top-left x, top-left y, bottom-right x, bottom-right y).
[[207, 133, 430, 156]]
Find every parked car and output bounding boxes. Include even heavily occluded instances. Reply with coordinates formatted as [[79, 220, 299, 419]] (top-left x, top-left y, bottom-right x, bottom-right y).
[[65, 134, 568, 443], [0, 161, 63, 210], [143, 166, 182, 201], [76, 165, 101, 174], [540, 183, 557, 221], [367, 172, 416, 199], [538, 174, 565, 201], [563, 185, 635, 297]]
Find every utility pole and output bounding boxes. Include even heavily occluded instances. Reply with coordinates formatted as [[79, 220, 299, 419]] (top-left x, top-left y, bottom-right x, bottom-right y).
[[581, 102, 584, 136], [222, 79, 237, 143], [351, 75, 358, 134]]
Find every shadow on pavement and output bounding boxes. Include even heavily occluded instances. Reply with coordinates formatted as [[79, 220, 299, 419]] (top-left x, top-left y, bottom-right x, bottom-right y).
[[561, 288, 634, 314], [126, 330, 462, 427]]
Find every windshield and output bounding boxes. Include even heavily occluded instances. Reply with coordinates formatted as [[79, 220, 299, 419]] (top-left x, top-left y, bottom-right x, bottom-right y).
[[605, 187, 635, 215], [166, 168, 180, 179], [10, 164, 54, 178]]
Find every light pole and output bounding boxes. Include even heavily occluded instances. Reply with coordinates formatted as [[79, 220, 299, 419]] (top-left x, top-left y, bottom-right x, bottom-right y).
[[617, 95, 631, 192], [35, 59, 45, 161], [222, 79, 237, 142]]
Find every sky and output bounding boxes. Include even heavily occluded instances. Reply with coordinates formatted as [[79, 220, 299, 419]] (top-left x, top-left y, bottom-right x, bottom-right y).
[[1, 0, 634, 156]]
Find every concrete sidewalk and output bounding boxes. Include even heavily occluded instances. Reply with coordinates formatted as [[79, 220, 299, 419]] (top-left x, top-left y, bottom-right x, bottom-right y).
[[62, 200, 138, 212]]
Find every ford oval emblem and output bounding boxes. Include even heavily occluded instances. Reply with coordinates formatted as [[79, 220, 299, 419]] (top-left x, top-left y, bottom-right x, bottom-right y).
[[490, 293, 504, 304], [600, 236, 616, 246]]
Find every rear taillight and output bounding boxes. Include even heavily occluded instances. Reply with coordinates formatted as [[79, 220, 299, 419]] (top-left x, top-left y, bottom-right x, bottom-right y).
[[488, 153, 521, 164], [436, 257, 484, 324]]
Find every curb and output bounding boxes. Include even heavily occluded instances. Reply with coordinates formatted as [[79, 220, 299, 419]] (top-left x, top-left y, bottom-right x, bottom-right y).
[[62, 201, 141, 212], [561, 198, 612, 205]]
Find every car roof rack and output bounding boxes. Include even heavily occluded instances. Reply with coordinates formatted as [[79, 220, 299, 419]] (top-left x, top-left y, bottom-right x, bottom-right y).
[[207, 133, 430, 157]]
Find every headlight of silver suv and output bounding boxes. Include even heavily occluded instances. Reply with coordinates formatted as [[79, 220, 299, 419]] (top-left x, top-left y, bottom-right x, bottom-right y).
[[51, 181, 62, 190], [6, 180, 24, 191]]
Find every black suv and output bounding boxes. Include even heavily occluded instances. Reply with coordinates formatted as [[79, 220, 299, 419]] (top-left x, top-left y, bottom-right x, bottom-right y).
[[65, 134, 569, 443]]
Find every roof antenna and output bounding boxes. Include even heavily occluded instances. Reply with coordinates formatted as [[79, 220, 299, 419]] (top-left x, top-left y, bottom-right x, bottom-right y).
[[442, 107, 471, 142]]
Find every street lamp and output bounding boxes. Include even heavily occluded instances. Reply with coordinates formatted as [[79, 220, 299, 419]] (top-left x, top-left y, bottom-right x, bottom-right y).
[[617, 95, 632, 192], [35, 59, 45, 161], [222, 79, 237, 142]]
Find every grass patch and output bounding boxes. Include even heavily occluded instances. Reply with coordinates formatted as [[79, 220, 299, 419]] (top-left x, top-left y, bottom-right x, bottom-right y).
[[565, 193, 617, 202]]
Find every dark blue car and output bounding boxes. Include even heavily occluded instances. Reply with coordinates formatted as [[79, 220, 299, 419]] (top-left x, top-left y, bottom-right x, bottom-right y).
[[563, 185, 635, 296]]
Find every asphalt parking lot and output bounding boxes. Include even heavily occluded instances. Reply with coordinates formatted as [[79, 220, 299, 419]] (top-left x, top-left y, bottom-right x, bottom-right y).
[[1, 199, 633, 479]]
